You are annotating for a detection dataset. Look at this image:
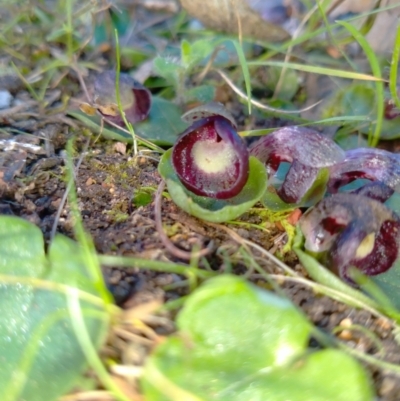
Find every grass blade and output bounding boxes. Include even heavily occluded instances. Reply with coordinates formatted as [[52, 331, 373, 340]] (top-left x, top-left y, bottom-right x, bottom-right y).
[[336, 20, 384, 147], [231, 40, 252, 114], [389, 23, 400, 111], [248, 60, 385, 82]]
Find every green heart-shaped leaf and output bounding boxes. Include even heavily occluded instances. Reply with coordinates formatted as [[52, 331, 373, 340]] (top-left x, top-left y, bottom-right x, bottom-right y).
[[0, 216, 110, 401], [68, 96, 187, 146], [159, 149, 268, 223], [142, 275, 374, 401]]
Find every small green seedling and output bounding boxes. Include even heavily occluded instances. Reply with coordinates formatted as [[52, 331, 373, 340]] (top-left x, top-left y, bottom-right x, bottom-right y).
[[153, 38, 217, 103]]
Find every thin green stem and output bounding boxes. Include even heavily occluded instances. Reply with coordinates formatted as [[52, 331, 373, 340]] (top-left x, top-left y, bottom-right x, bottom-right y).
[[65, 0, 74, 60], [67, 289, 130, 401], [390, 23, 400, 111], [98, 254, 216, 280], [337, 20, 384, 147]]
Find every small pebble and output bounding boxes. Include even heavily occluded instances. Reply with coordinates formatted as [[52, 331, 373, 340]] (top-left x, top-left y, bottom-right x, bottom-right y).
[[337, 329, 353, 341], [86, 177, 95, 186], [339, 317, 352, 327], [0, 90, 12, 109], [338, 317, 354, 340], [379, 376, 398, 396], [114, 142, 127, 155]]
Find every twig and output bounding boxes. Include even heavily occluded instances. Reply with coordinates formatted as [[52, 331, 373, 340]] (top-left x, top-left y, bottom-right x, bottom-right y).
[[0, 101, 37, 117], [154, 180, 213, 261], [326, 0, 347, 15], [72, 60, 92, 103], [216, 69, 322, 114], [195, 46, 223, 84]]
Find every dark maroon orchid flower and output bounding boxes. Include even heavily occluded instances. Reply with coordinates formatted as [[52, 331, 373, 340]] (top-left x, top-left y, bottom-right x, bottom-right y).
[[93, 70, 151, 126], [172, 104, 249, 200], [384, 99, 400, 120], [328, 148, 400, 194], [352, 181, 394, 203], [249, 127, 345, 203], [300, 193, 400, 283]]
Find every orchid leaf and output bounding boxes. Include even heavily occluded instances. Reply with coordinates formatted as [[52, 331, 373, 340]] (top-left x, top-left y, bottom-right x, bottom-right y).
[[324, 83, 400, 140], [385, 191, 400, 215], [69, 96, 187, 146], [334, 132, 369, 150], [185, 85, 215, 103], [153, 56, 182, 87], [265, 66, 299, 101], [136, 97, 188, 145], [159, 149, 267, 223], [368, 259, 400, 310], [142, 275, 374, 401]]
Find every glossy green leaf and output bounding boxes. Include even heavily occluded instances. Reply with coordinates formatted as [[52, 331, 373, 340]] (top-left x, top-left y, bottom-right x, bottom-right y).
[[109, 8, 130, 36], [185, 85, 215, 103], [153, 56, 182, 86], [334, 132, 368, 150], [142, 275, 374, 401], [182, 39, 216, 71], [324, 84, 375, 118], [265, 66, 299, 101], [261, 167, 329, 212], [384, 191, 400, 215], [371, 116, 400, 140], [135, 97, 188, 145], [0, 216, 110, 401], [68, 96, 187, 146], [159, 149, 268, 223], [93, 21, 108, 45], [366, 202, 400, 310], [324, 83, 400, 140]]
